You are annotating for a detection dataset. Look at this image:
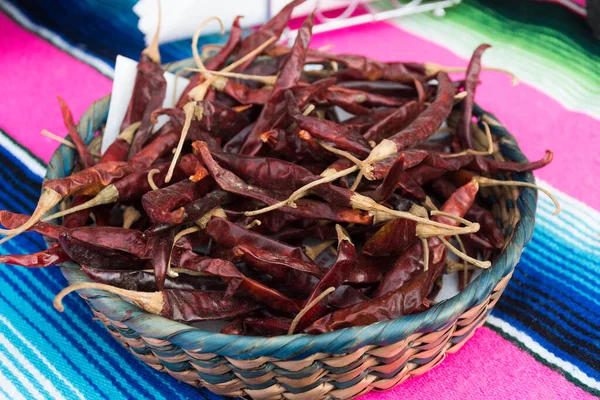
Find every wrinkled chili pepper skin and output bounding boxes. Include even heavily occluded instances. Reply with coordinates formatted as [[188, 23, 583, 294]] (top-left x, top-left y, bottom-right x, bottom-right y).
[[58, 232, 146, 270], [57, 96, 96, 169], [205, 217, 311, 262], [99, 136, 131, 164], [0, 247, 70, 268], [161, 290, 260, 323], [234, 0, 305, 70], [374, 180, 479, 298], [142, 179, 208, 224], [385, 72, 454, 152], [363, 101, 424, 144], [242, 317, 292, 336], [147, 225, 177, 291], [68, 226, 148, 258], [286, 91, 371, 158], [44, 162, 135, 197], [195, 141, 372, 224], [237, 244, 325, 278], [457, 44, 490, 149], [178, 253, 301, 313], [306, 181, 479, 333], [329, 285, 369, 309], [82, 266, 226, 292], [0, 211, 67, 239], [294, 238, 358, 330], [362, 218, 417, 257], [239, 13, 314, 156], [431, 178, 503, 249]]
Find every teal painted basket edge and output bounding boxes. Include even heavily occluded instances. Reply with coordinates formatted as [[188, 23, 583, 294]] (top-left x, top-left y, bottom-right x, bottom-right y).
[[45, 88, 537, 361]]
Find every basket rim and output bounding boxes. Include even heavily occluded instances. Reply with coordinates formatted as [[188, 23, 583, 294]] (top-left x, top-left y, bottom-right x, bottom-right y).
[[46, 67, 537, 359]]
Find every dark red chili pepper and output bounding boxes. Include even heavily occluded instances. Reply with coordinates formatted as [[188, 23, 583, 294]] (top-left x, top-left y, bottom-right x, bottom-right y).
[[430, 178, 503, 249], [328, 285, 369, 309], [363, 101, 424, 144], [362, 218, 417, 257], [234, 0, 305, 70], [179, 253, 301, 314], [236, 243, 325, 278], [241, 317, 292, 336], [291, 228, 358, 331], [239, 13, 314, 156], [45, 161, 135, 197], [195, 141, 372, 224], [0, 246, 70, 268], [306, 181, 478, 333], [82, 265, 227, 292], [369, 153, 427, 201], [146, 225, 177, 291], [0, 211, 67, 239], [67, 226, 148, 258], [124, 54, 167, 157], [457, 44, 490, 149], [285, 91, 372, 158], [57, 96, 96, 169], [142, 178, 209, 224], [58, 232, 146, 270]]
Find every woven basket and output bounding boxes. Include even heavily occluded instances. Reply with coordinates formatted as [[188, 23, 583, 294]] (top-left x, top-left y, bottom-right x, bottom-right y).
[[45, 61, 537, 399]]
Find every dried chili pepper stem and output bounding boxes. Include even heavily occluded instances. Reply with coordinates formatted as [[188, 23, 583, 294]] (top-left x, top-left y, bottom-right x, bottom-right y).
[[42, 185, 119, 222], [116, 121, 141, 145], [196, 207, 227, 229], [474, 176, 560, 215], [41, 130, 100, 157], [165, 102, 201, 183], [0, 188, 62, 244], [243, 166, 358, 216], [437, 236, 491, 269], [188, 36, 277, 101], [442, 121, 494, 158], [421, 237, 429, 272], [245, 220, 262, 229], [185, 68, 278, 86], [192, 16, 225, 76], [288, 287, 336, 335], [142, 0, 162, 64], [54, 283, 163, 313], [122, 206, 141, 229], [166, 226, 201, 278], [147, 169, 161, 190]]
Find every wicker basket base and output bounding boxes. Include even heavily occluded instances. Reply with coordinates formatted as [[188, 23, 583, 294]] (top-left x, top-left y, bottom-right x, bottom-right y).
[[81, 273, 511, 399]]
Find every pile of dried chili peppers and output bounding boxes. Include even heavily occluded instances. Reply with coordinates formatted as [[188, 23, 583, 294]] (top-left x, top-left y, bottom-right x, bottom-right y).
[[0, 1, 558, 335]]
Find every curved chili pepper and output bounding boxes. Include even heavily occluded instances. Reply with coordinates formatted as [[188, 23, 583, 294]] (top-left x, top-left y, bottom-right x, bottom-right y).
[[239, 13, 314, 155], [0, 211, 67, 239], [0, 246, 70, 268], [234, 0, 305, 70], [82, 265, 227, 292], [457, 44, 491, 149], [124, 54, 167, 157], [179, 253, 301, 314], [56, 96, 96, 169], [363, 101, 424, 144], [362, 218, 417, 257], [58, 232, 146, 270], [142, 178, 209, 224], [286, 91, 371, 158]]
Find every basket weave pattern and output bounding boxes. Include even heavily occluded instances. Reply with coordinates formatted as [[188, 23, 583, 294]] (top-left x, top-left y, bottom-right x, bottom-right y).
[[45, 67, 537, 398]]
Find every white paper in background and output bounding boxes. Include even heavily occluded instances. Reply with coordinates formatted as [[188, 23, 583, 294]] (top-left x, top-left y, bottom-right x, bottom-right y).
[[134, 0, 361, 45], [101, 55, 190, 153]]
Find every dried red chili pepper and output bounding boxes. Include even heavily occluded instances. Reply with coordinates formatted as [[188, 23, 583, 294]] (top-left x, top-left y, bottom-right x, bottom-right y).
[[0, 246, 70, 268], [457, 44, 490, 149], [55, 284, 260, 323], [363, 101, 424, 144], [82, 266, 227, 292], [234, 0, 305, 70], [239, 13, 314, 155], [142, 178, 209, 224], [286, 91, 372, 158], [57, 96, 96, 169], [0, 211, 66, 239]]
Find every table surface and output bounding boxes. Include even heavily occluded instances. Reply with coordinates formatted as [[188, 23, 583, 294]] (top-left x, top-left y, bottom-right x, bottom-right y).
[[0, 1, 598, 399]]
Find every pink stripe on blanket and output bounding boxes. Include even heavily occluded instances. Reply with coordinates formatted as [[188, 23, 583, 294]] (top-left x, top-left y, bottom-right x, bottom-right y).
[[0, 12, 112, 163], [363, 327, 594, 400], [309, 22, 600, 211]]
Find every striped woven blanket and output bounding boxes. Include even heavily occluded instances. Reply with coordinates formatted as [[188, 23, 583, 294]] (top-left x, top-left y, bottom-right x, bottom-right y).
[[0, 1, 598, 398]]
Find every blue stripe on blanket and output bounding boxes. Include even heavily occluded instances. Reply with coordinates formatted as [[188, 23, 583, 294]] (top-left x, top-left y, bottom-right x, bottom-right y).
[[0, 125, 598, 397]]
